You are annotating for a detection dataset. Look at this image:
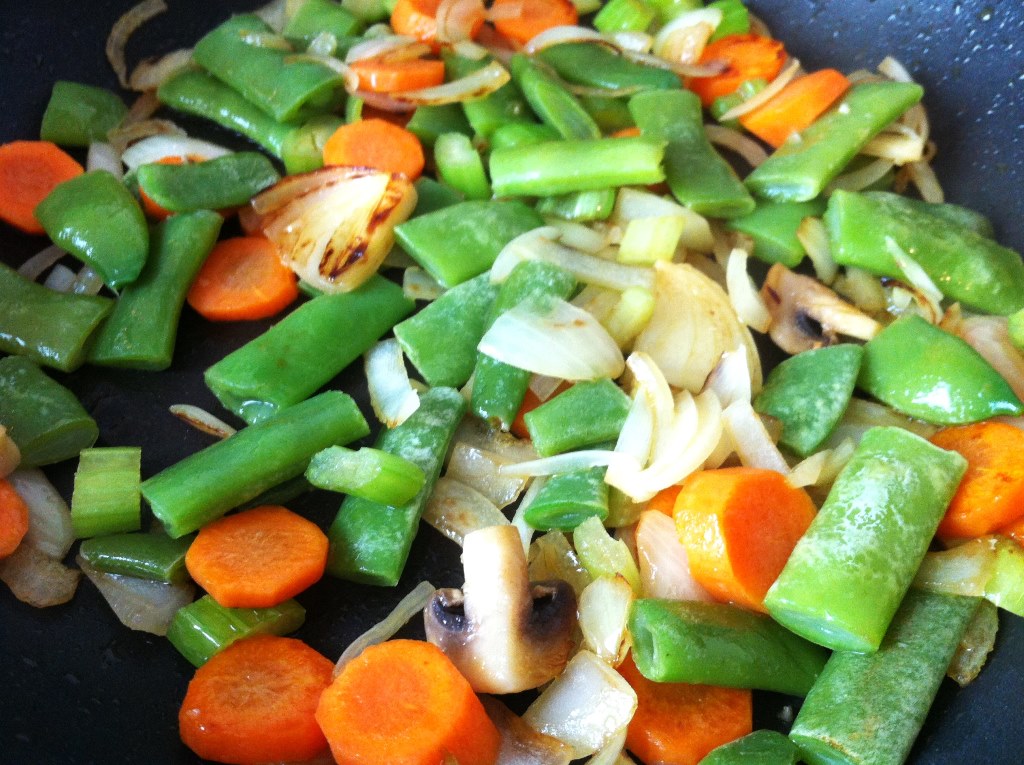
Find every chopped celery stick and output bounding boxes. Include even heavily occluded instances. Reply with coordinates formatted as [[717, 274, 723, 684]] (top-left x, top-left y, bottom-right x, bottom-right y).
[[573, 515, 642, 593], [71, 447, 142, 539], [535, 188, 616, 222], [167, 595, 306, 666], [617, 215, 685, 264], [434, 132, 491, 201], [306, 446, 426, 506], [594, 0, 657, 33], [1008, 308, 1024, 351], [707, 0, 751, 41], [604, 286, 656, 347], [985, 539, 1024, 618], [78, 532, 193, 584]]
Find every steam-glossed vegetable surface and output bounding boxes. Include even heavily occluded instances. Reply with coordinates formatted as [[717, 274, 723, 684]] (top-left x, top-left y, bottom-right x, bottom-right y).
[[1, 1, 1024, 765]]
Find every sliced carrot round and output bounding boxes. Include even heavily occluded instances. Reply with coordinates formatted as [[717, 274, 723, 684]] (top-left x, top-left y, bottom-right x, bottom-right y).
[[688, 34, 787, 107], [491, 0, 578, 46], [391, 0, 443, 43], [0, 479, 30, 559], [184, 505, 328, 608], [0, 140, 84, 234], [186, 235, 298, 322], [179, 635, 334, 765], [349, 57, 446, 94], [316, 639, 501, 765], [673, 467, 816, 612], [322, 118, 426, 180], [646, 484, 683, 516]]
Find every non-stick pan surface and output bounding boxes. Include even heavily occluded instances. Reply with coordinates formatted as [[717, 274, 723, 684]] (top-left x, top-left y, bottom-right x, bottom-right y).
[[1, 1, 1022, 762]]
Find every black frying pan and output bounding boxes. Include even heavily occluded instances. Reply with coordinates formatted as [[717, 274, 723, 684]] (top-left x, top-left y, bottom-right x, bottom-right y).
[[1, 1, 1022, 762]]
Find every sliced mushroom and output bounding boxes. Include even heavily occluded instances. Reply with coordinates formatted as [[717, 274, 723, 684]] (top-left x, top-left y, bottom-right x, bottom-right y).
[[424, 524, 577, 694], [761, 263, 881, 355]]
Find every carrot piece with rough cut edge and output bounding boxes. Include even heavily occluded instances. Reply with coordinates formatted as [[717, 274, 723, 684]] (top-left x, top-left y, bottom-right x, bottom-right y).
[[688, 34, 787, 108], [0, 140, 84, 234], [391, 0, 444, 42], [673, 467, 816, 613], [349, 57, 446, 94], [611, 126, 643, 138], [619, 652, 752, 765], [184, 505, 328, 608], [186, 235, 299, 322], [491, 0, 579, 47], [140, 156, 186, 220], [646, 484, 682, 516], [930, 422, 1024, 540], [739, 69, 851, 148], [316, 639, 500, 765], [322, 118, 426, 180], [0, 479, 30, 559], [179, 634, 334, 765]]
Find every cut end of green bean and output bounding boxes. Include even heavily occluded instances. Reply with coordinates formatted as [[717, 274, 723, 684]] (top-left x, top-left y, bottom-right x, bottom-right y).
[[307, 445, 426, 506]]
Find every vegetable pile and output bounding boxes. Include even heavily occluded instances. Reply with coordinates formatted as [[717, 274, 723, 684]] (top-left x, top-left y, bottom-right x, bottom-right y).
[[2, 0, 1024, 764]]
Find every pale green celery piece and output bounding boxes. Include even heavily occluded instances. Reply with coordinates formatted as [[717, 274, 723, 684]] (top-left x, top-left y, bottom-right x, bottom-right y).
[[71, 447, 142, 539], [306, 446, 426, 506]]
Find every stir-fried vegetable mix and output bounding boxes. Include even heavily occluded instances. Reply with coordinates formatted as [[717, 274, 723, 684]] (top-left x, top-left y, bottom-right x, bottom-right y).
[[2, 0, 1024, 763]]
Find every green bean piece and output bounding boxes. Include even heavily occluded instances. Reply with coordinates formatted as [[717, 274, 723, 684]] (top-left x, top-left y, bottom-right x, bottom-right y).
[[78, 532, 193, 584], [158, 70, 294, 156], [700, 730, 800, 765], [0, 356, 98, 467], [858, 315, 1022, 425], [510, 54, 601, 141], [280, 114, 343, 174], [629, 598, 830, 695], [193, 14, 343, 122], [826, 189, 1024, 315], [34, 171, 148, 289], [490, 137, 666, 197], [39, 80, 127, 147], [489, 122, 560, 152], [645, 0, 702, 21], [706, 0, 751, 41], [445, 54, 535, 138], [282, 0, 362, 44], [765, 427, 967, 653], [535, 188, 617, 222], [393, 273, 498, 387], [753, 344, 863, 457], [306, 446, 426, 505], [594, 0, 657, 33], [577, 95, 635, 134], [433, 133, 492, 200], [167, 595, 306, 666], [905, 196, 994, 238], [143, 391, 369, 538], [405, 105, 473, 147], [205, 275, 413, 424], [525, 379, 631, 456], [472, 261, 577, 430], [746, 82, 924, 203], [524, 467, 609, 531], [341, 0, 390, 23], [629, 89, 755, 218], [71, 447, 142, 539], [0, 263, 112, 372], [790, 591, 979, 765], [395, 200, 543, 288], [327, 387, 466, 586], [537, 43, 680, 93], [411, 177, 464, 217], [726, 198, 826, 267], [89, 211, 222, 370], [136, 153, 279, 213]]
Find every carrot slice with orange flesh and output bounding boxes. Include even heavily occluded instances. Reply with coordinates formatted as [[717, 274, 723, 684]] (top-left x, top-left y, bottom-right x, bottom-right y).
[[391, 0, 444, 42], [349, 57, 446, 94], [619, 652, 752, 765], [930, 422, 1024, 540], [688, 34, 787, 108], [322, 118, 426, 180], [646, 484, 682, 516], [186, 235, 299, 322], [491, 0, 579, 46], [139, 156, 186, 220], [0, 140, 84, 234], [0, 479, 30, 559], [739, 69, 851, 147], [184, 505, 328, 608], [673, 467, 816, 612], [316, 639, 501, 765], [179, 634, 334, 765]]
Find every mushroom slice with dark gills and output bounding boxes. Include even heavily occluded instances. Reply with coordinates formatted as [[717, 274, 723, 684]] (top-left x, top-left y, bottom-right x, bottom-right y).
[[424, 524, 577, 694]]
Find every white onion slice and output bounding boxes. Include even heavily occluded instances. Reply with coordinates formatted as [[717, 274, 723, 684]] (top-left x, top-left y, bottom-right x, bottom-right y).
[[0, 426, 20, 479], [478, 297, 625, 381], [77, 556, 194, 635], [827, 157, 896, 193], [610, 31, 653, 53], [7, 469, 75, 559], [121, 134, 232, 170], [402, 267, 445, 301], [957, 317, 1024, 403], [436, 0, 485, 43], [254, 0, 288, 31], [523, 25, 607, 53], [862, 123, 925, 165], [86, 142, 123, 178], [523, 650, 638, 758], [44, 264, 77, 293], [334, 580, 436, 675], [543, 219, 609, 254], [481, 696, 574, 765], [587, 727, 629, 765], [906, 159, 945, 203], [452, 418, 539, 464], [797, 216, 837, 285], [423, 477, 509, 546], [108, 118, 186, 155], [452, 39, 490, 60], [388, 61, 511, 106], [726, 247, 771, 332], [17, 245, 64, 281], [0, 545, 80, 608], [169, 404, 237, 439], [528, 530, 593, 597], [578, 575, 634, 665], [500, 450, 625, 478], [513, 476, 544, 555], [365, 339, 420, 428], [636, 510, 713, 602], [887, 237, 944, 321], [703, 346, 753, 408], [652, 8, 722, 64], [611, 189, 715, 254], [446, 443, 527, 508], [345, 35, 425, 63], [704, 124, 770, 168], [106, 0, 167, 88], [913, 538, 996, 598], [722, 400, 790, 474], [71, 266, 104, 296], [529, 374, 565, 402], [718, 57, 801, 121], [128, 47, 193, 92]]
